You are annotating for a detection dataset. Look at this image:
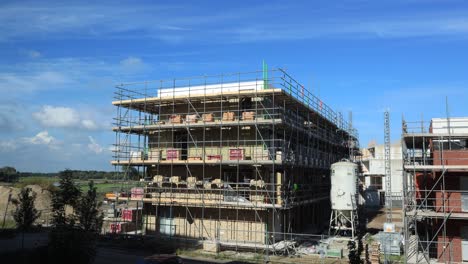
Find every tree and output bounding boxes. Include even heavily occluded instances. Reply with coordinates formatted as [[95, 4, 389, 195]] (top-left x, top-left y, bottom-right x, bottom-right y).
[[122, 165, 140, 181], [357, 233, 364, 264], [50, 169, 81, 227], [76, 181, 103, 232], [50, 188, 68, 227], [48, 178, 100, 264], [348, 240, 361, 264], [0, 166, 18, 182], [57, 169, 81, 207], [12, 187, 41, 231]]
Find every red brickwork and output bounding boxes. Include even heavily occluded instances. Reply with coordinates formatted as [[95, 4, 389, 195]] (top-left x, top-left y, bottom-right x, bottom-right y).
[[433, 150, 468, 166], [437, 220, 466, 263]]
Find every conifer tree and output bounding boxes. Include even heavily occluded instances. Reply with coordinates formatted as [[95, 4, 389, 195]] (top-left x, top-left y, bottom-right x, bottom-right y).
[[12, 187, 41, 231]]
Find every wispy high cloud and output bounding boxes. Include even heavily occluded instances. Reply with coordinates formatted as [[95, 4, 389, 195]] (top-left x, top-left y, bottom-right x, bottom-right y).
[[0, 2, 183, 42], [0, 70, 69, 94], [119, 56, 147, 73], [0, 2, 467, 43], [0, 56, 151, 96], [87, 136, 103, 154]]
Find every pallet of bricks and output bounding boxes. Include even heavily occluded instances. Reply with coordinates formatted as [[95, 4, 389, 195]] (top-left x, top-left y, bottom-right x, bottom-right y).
[[202, 113, 214, 122], [222, 111, 235, 121], [169, 114, 182, 124], [369, 242, 381, 264], [242, 111, 255, 120]]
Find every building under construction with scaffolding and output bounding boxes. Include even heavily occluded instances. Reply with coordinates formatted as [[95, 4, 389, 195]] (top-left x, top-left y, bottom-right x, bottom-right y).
[[402, 117, 468, 263], [111, 68, 359, 250]]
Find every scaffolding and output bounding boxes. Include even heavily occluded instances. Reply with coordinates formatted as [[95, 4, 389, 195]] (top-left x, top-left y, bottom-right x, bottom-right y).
[[110, 68, 359, 255], [402, 117, 468, 263]]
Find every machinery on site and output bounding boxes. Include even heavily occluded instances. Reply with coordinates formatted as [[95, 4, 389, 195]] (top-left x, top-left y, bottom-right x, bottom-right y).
[[328, 159, 359, 239]]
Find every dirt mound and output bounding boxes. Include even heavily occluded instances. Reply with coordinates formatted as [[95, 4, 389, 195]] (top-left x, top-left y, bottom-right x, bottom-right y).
[[0, 185, 52, 224]]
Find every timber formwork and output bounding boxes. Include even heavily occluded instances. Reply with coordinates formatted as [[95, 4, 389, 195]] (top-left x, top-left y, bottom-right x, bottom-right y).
[[111, 69, 359, 251], [402, 118, 468, 263]]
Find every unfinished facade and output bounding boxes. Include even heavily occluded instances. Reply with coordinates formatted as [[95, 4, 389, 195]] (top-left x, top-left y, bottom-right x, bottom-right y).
[[111, 69, 359, 249], [403, 117, 468, 263], [361, 142, 404, 208]]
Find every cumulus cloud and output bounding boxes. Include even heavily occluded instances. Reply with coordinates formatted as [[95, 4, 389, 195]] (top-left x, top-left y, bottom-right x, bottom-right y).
[[23, 131, 56, 145], [0, 130, 60, 152], [87, 136, 103, 154], [32, 105, 103, 130], [33, 105, 79, 128]]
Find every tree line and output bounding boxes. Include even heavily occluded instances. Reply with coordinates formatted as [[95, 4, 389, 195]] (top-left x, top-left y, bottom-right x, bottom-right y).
[[0, 166, 126, 182]]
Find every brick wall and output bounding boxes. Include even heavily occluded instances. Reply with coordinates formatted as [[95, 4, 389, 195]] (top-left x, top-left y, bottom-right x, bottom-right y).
[[437, 220, 466, 263], [433, 150, 468, 166], [433, 172, 468, 213], [435, 191, 463, 213]]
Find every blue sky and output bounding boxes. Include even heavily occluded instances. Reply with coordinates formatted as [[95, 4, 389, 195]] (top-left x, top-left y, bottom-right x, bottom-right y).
[[1, 0, 467, 172]]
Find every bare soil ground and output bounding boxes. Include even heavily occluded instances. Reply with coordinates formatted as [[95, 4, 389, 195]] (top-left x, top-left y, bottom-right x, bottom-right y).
[[0, 184, 53, 226]]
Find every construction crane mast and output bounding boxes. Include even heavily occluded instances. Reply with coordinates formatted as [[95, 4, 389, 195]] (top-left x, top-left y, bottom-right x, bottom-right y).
[[384, 110, 392, 223], [383, 110, 393, 264]]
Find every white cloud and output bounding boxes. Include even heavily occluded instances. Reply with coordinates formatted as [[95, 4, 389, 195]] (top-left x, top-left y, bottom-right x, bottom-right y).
[[81, 119, 98, 130], [32, 105, 103, 130], [120, 56, 142, 67], [1, 131, 60, 152], [87, 136, 103, 154], [0, 56, 153, 97], [33, 105, 80, 128], [23, 131, 55, 145], [119, 56, 146, 73]]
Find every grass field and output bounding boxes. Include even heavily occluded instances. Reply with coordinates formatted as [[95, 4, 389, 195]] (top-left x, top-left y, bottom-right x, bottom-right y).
[[13, 176, 57, 189]]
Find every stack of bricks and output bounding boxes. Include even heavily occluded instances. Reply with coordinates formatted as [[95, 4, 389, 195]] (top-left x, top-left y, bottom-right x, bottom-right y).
[[202, 113, 214, 122], [169, 114, 182, 124], [369, 242, 381, 264], [185, 114, 197, 123], [222, 112, 235, 121], [187, 176, 197, 189], [242, 111, 255, 120]]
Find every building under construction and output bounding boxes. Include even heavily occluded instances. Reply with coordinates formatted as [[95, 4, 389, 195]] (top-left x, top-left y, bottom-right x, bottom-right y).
[[111, 68, 359, 250], [402, 117, 468, 263]]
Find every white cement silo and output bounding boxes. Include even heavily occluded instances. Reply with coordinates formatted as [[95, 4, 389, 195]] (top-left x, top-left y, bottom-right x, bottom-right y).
[[329, 159, 359, 239], [330, 160, 358, 211]]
